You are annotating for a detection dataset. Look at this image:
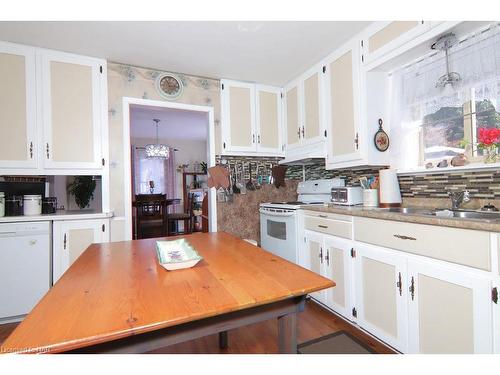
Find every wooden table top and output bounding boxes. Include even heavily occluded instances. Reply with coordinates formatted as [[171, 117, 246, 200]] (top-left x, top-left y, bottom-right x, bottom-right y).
[[1, 232, 334, 354]]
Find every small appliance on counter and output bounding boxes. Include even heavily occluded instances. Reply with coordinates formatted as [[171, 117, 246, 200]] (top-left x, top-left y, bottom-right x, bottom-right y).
[[5, 195, 23, 216], [0, 192, 4, 217], [379, 169, 402, 207], [330, 186, 363, 206], [23, 195, 42, 216], [42, 197, 57, 214]]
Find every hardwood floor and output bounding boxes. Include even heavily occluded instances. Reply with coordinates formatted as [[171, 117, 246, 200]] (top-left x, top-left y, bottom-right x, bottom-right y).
[[0, 300, 395, 354]]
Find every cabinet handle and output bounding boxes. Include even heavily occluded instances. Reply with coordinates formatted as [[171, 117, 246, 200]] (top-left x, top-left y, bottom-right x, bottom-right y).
[[318, 214, 328, 218], [29, 142, 33, 159], [252, 134, 255, 143], [46, 143, 50, 159], [354, 133, 359, 150], [297, 127, 301, 138], [318, 224, 328, 229], [394, 234, 417, 241], [409, 276, 415, 301], [302, 126, 305, 138], [493, 287, 498, 304], [319, 247, 323, 264], [325, 249, 330, 266], [63, 233, 67, 250], [396, 272, 402, 296], [258, 134, 261, 144], [102, 224, 105, 232]]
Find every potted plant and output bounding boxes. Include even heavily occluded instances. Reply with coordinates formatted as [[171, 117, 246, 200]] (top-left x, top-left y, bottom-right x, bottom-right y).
[[68, 176, 96, 209]]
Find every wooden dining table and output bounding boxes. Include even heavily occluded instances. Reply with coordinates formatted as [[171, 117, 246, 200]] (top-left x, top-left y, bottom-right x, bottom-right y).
[[1, 232, 334, 354]]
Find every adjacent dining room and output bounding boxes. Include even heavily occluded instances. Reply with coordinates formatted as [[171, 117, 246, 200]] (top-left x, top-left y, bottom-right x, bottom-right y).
[[130, 104, 210, 239]]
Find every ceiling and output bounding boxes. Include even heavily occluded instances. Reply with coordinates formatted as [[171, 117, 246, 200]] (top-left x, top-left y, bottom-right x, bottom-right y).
[[130, 104, 208, 141], [0, 21, 370, 85]]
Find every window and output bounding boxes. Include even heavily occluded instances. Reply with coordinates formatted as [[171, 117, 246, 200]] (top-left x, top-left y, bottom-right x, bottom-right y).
[[390, 24, 500, 169]]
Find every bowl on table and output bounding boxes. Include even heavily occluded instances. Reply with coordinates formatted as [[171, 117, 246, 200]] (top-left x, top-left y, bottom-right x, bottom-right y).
[[156, 238, 203, 271]]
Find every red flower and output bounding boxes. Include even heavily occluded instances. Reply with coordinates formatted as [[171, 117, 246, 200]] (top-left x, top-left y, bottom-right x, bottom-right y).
[[478, 128, 500, 146]]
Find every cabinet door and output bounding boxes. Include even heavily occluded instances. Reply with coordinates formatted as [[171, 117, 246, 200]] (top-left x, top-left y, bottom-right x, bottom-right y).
[[284, 83, 301, 150], [354, 242, 408, 352], [364, 21, 429, 64], [255, 85, 282, 154], [304, 230, 326, 304], [301, 69, 323, 145], [323, 235, 353, 320], [221, 80, 256, 153], [407, 259, 492, 353], [493, 278, 500, 354], [0, 42, 37, 169], [53, 219, 110, 283], [325, 40, 362, 165], [41, 50, 103, 169]]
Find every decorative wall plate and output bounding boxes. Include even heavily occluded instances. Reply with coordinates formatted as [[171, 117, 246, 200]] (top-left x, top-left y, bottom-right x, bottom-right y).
[[374, 118, 390, 152], [155, 73, 183, 100]]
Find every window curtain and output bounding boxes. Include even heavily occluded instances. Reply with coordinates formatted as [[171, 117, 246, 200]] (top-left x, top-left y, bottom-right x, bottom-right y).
[[131, 146, 176, 199], [389, 23, 500, 168]]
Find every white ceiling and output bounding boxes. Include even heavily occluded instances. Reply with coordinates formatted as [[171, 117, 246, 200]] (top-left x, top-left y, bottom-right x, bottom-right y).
[[0, 21, 370, 85], [130, 104, 208, 141]]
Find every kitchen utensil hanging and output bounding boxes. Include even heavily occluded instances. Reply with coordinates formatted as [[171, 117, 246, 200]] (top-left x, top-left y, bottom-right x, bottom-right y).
[[246, 163, 256, 191]]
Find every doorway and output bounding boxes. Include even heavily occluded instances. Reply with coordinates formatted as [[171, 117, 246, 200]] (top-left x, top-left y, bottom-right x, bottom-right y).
[[122, 97, 216, 240]]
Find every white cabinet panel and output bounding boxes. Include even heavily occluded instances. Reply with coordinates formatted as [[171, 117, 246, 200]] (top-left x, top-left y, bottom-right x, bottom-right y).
[[325, 40, 362, 166], [41, 50, 104, 170], [0, 42, 37, 169], [354, 242, 408, 352], [256, 85, 282, 154], [324, 235, 353, 320], [304, 230, 326, 304], [285, 84, 300, 149], [407, 258, 493, 353], [53, 219, 110, 283]]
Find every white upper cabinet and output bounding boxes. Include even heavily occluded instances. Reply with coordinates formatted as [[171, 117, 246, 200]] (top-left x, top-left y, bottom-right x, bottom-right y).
[[255, 85, 282, 154], [41, 50, 105, 170], [0, 42, 107, 175], [362, 21, 431, 65], [324, 39, 362, 167], [282, 65, 326, 161], [0, 42, 37, 169], [221, 79, 282, 156]]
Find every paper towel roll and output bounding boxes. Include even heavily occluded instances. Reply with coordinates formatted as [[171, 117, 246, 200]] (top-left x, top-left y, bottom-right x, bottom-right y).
[[379, 169, 402, 205]]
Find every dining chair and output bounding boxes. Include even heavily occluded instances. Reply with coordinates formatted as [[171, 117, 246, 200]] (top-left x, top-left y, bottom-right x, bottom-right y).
[[166, 193, 195, 236], [135, 194, 168, 239]]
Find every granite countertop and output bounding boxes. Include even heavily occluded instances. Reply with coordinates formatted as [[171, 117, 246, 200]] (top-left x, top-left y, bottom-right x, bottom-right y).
[[302, 205, 500, 232], [0, 210, 113, 223]]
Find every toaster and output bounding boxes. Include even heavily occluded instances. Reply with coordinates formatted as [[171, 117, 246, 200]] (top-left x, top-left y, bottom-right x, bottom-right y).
[[331, 186, 363, 206]]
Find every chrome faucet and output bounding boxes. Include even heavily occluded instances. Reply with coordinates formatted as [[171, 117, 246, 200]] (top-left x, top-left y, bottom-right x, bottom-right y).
[[449, 190, 470, 210]]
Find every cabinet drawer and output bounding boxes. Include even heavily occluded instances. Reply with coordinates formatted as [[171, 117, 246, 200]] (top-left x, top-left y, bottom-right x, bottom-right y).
[[304, 216, 352, 239], [354, 217, 491, 271]]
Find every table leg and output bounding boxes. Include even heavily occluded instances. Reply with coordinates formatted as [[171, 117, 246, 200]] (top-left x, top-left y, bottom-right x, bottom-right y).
[[278, 313, 297, 354], [219, 331, 228, 349]]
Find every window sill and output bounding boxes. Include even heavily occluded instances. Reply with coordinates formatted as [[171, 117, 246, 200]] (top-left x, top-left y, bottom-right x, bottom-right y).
[[397, 161, 500, 175]]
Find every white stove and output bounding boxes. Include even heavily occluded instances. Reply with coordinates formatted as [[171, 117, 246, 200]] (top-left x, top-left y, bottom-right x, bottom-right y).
[[259, 179, 344, 263]]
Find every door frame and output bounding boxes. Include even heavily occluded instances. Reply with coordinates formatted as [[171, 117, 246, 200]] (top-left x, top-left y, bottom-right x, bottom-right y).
[[122, 97, 217, 241]]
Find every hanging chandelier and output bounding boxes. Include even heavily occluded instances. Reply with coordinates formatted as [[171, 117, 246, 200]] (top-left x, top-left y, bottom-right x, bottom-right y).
[[432, 33, 461, 91], [145, 118, 170, 159]]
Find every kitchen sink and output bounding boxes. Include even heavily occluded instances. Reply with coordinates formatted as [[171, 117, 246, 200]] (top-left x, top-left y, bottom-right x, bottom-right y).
[[376, 207, 500, 221]]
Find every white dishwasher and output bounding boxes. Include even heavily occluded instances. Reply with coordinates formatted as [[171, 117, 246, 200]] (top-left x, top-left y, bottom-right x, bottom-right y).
[[0, 221, 51, 322]]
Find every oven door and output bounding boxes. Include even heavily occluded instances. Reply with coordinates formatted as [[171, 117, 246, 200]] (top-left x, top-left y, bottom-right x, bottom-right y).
[[259, 208, 298, 263]]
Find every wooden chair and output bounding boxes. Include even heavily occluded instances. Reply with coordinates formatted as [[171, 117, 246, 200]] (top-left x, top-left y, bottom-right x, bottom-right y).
[[135, 194, 168, 239], [166, 193, 195, 236]]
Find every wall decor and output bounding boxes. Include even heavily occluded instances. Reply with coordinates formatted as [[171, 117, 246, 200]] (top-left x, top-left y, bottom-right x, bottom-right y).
[[155, 73, 184, 100], [374, 118, 390, 152]]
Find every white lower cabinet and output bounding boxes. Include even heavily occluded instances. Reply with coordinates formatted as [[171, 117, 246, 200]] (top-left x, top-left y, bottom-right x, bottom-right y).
[[493, 278, 500, 353], [53, 219, 110, 283], [354, 242, 409, 352], [303, 230, 353, 320], [407, 258, 492, 354]]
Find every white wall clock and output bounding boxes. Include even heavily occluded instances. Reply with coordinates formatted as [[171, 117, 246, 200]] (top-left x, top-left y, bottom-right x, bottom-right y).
[[155, 73, 184, 100]]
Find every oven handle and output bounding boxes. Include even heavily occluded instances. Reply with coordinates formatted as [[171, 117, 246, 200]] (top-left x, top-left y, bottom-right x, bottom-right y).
[[259, 208, 296, 217]]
